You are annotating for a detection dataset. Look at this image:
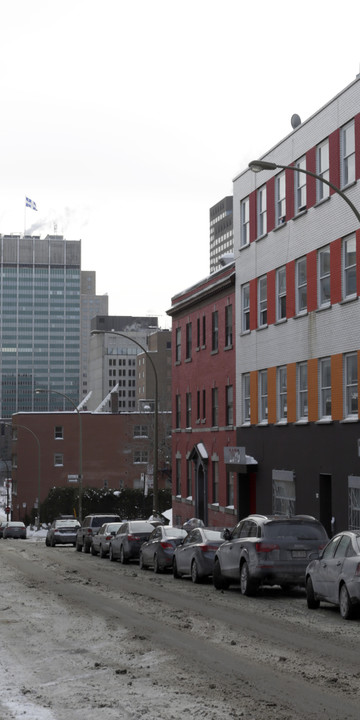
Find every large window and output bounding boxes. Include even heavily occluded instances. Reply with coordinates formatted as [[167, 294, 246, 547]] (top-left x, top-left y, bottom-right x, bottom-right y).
[[212, 387, 218, 427], [242, 283, 250, 332], [134, 450, 148, 464], [316, 139, 330, 201], [175, 394, 181, 428], [341, 120, 355, 187], [320, 357, 331, 418], [257, 185, 267, 237], [344, 353, 358, 418], [175, 458, 181, 495], [186, 460, 192, 497], [185, 322, 192, 360], [348, 475, 360, 531], [296, 257, 307, 314], [175, 327, 181, 363], [273, 471, 295, 515], [295, 157, 306, 213], [259, 370, 268, 423], [297, 362, 308, 420], [243, 373, 250, 423], [226, 471, 235, 506], [212, 461, 219, 503], [225, 385, 233, 426], [275, 172, 286, 226], [186, 392, 192, 428], [225, 304, 233, 347], [343, 234, 357, 299], [258, 275, 267, 327], [276, 266, 286, 321], [240, 197, 250, 247], [278, 366, 287, 421], [212, 311, 218, 352], [318, 246, 330, 308]]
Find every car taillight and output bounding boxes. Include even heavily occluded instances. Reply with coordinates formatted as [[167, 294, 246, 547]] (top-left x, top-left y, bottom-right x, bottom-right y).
[[87, 529, 92, 534], [160, 541, 173, 549], [255, 542, 279, 553], [199, 544, 218, 552], [355, 563, 360, 577], [128, 534, 138, 542], [105, 535, 112, 541]]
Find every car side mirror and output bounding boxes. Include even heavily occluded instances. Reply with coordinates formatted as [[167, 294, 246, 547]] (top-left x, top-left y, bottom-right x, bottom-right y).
[[223, 528, 231, 541], [111, 531, 116, 536]]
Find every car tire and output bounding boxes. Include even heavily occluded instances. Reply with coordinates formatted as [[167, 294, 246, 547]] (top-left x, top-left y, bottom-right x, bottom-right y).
[[173, 557, 181, 579], [75, 541, 82, 552], [306, 576, 320, 609], [139, 552, 146, 570], [91, 543, 97, 556], [120, 546, 127, 564], [212, 559, 229, 590], [240, 561, 257, 596], [100, 545, 107, 559], [109, 544, 116, 562], [191, 558, 201, 584], [153, 554, 162, 574], [51, 538, 56, 547], [83, 542, 90, 554], [45, 537, 50, 547], [339, 583, 353, 620]]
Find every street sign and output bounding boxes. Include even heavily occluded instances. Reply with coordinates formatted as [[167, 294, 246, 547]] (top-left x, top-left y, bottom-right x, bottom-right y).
[[68, 475, 79, 483]]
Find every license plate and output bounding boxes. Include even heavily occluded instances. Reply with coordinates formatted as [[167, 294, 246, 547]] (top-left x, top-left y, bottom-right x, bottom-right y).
[[292, 550, 306, 558]]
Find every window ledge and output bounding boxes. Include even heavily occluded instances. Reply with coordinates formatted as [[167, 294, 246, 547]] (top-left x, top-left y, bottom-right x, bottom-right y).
[[274, 318, 287, 326], [256, 232, 268, 242], [294, 310, 308, 319], [241, 421, 251, 427], [239, 242, 250, 252], [341, 179, 357, 192], [211, 426, 219, 432], [256, 324, 268, 332], [185, 427, 192, 433], [340, 295, 358, 306], [225, 505, 236, 515], [210, 503, 220, 511], [224, 344, 233, 351], [257, 421, 268, 426], [294, 419, 309, 425], [314, 195, 331, 209], [240, 329, 251, 337], [340, 416, 359, 424], [315, 418, 333, 424], [210, 349, 219, 356], [185, 357, 192, 363], [293, 208, 307, 220], [275, 420, 288, 426], [175, 360, 181, 366], [316, 303, 331, 313], [274, 220, 287, 231]]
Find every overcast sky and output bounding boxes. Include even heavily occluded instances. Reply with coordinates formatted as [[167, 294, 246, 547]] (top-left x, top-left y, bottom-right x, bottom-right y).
[[1, 1, 360, 327]]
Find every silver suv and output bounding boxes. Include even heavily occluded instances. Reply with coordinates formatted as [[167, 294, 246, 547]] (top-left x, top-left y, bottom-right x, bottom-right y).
[[213, 514, 328, 595]]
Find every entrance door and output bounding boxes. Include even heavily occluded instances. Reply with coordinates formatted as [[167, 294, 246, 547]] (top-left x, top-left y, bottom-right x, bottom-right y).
[[196, 464, 207, 525], [319, 473, 332, 537]]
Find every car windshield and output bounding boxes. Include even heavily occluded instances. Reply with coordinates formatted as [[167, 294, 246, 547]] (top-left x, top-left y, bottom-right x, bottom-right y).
[[56, 520, 79, 528], [164, 527, 186, 538], [107, 523, 121, 533], [93, 516, 119, 527], [203, 530, 223, 541], [264, 522, 327, 541]]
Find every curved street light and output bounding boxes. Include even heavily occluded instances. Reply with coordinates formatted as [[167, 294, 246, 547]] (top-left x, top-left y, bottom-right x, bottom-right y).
[[35, 388, 83, 522], [91, 329, 159, 514], [16, 424, 41, 528], [248, 159, 360, 224]]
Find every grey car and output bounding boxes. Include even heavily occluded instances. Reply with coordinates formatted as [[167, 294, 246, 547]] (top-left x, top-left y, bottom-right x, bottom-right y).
[[173, 528, 225, 583], [213, 514, 328, 595], [109, 520, 154, 563], [139, 526, 187, 572], [46, 519, 81, 547], [305, 531, 360, 619], [91, 522, 122, 557], [2, 521, 26, 539]]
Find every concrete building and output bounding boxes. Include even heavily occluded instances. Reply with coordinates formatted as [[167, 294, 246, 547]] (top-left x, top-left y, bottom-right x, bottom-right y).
[[137, 328, 172, 412], [80, 271, 108, 401], [209, 196, 233, 273]]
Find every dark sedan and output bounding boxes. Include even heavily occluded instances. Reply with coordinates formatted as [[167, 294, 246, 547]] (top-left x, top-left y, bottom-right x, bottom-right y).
[[139, 526, 187, 572], [173, 528, 225, 583], [305, 531, 360, 619], [109, 520, 154, 563], [45, 519, 81, 547], [2, 521, 26, 539]]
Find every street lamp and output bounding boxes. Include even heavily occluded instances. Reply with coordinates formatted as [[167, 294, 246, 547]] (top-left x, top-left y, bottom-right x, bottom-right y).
[[15, 424, 41, 528], [35, 388, 83, 522], [248, 159, 360, 223], [91, 329, 159, 514]]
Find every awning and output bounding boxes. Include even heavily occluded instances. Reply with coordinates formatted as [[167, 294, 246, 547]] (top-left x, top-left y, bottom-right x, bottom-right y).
[[224, 446, 258, 473], [189, 443, 208, 461]]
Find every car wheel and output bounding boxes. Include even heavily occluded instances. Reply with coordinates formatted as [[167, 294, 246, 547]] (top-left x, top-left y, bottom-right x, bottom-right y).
[[109, 544, 116, 562], [45, 537, 50, 547], [75, 541, 82, 552], [306, 576, 320, 609], [139, 552, 146, 570], [173, 557, 181, 579], [240, 561, 257, 596], [153, 554, 162, 574], [100, 545, 107, 559], [120, 546, 127, 564], [91, 543, 97, 556], [51, 538, 56, 547], [339, 583, 353, 620], [191, 558, 201, 584], [212, 559, 229, 590]]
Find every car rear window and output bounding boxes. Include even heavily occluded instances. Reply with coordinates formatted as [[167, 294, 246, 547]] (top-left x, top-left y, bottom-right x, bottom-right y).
[[93, 516, 120, 527], [264, 522, 327, 541], [129, 522, 154, 533], [164, 527, 187, 538], [203, 530, 223, 541]]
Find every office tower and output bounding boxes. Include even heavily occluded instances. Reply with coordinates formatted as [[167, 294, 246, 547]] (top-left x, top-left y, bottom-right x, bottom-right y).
[[80, 271, 108, 400], [209, 196, 233, 273]]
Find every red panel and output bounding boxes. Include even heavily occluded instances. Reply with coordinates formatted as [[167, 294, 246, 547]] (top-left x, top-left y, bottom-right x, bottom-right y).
[[330, 238, 342, 305], [329, 129, 340, 192], [267, 176, 275, 232], [286, 260, 295, 318], [285, 166, 294, 221], [306, 147, 316, 208], [249, 278, 257, 330], [267, 269, 276, 325], [307, 250, 317, 311], [355, 114, 360, 180], [249, 190, 257, 243]]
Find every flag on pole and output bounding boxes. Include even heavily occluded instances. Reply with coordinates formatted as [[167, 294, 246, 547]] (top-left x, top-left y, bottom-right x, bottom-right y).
[[25, 196, 38, 211]]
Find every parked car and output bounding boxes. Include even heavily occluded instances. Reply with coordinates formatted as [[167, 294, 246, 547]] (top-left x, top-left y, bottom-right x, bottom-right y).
[[139, 526, 187, 572], [173, 527, 225, 583], [305, 531, 360, 619], [91, 522, 122, 557], [45, 519, 81, 547], [75, 514, 121, 553], [0, 521, 6, 539], [2, 521, 26, 539], [109, 520, 154, 563], [213, 514, 328, 595]]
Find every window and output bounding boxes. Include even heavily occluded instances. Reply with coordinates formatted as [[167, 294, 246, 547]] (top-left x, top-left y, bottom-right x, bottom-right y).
[[226, 471, 235, 506], [257, 185, 267, 237], [296, 257, 307, 314], [318, 246, 330, 307], [196, 390, 201, 421], [175, 394, 181, 428], [202, 315, 206, 346], [212, 461, 219, 503], [225, 385, 233, 426], [242, 283, 250, 332], [186, 460, 192, 497], [316, 139, 330, 201], [295, 157, 306, 213], [175, 458, 181, 495], [54, 426, 63, 440], [212, 311, 218, 351], [277, 366, 287, 421], [175, 327, 181, 363], [196, 318, 200, 348], [202, 389, 206, 421], [348, 475, 360, 531], [343, 234, 357, 299], [297, 362, 308, 420], [243, 373, 250, 423], [133, 425, 148, 437], [273, 472, 295, 515], [258, 275, 267, 327], [185, 322, 192, 360], [341, 120, 355, 187], [320, 357, 331, 418], [276, 266, 286, 321], [212, 387, 218, 426], [186, 392, 192, 428], [275, 172, 286, 226], [225, 304, 232, 346], [240, 197, 250, 246], [344, 353, 358, 417], [259, 370, 268, 422], [134, 449, 148, 463], [54, 453, 63, 467]]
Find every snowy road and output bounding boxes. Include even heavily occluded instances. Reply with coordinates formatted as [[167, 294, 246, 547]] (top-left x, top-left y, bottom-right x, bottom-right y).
[[1, 538, 360, 720]]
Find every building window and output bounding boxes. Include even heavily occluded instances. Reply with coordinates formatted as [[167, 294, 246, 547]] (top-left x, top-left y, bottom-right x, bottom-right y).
[[295, 257, 307, 314], [297, 362, 308, 420], [259, 370, 268, 423], [54, 426, 63, 440], [175, 327, 181, 363], [316, 139, 330, 201], [186, 322, 192, 360], [275, 171, 286, 226], [212, 461, 219, 503], [277, 366, 287, 421], [133, 425, 148, 437], [242, 283, 250, 332], [225, 385, 233, 426], [276, 266, 286, 321], [273, 472, 295, 515], [202, 389, 206, 421], [196, 318, 200, 348], [240, 197, 250, 247], [295, 157, 306, 213], [348, 476, 360, 531], [212, 387, 218, 427], [341, 119, 355, 187], [344, 353, 358, 417], [320, 357, 331, 418], [176, 458, 181, 495], [196, 390, 201, 421], [186, 392, 192, 428], [212, 311, 218, 352], [226, 471, 234, 506], [258, 275, 267, 327], [175, 394, 181, 428], [225, 304, 233, 347], [134, 449, 148, 464], [186, 460, 192, 497], [318, 246, 330, 308], [343, 233, 357, 299], [243, 373, 250, 423], [54, 453, 63, 467], [257, 185, 267, 237], [202, 315, 206, 347]]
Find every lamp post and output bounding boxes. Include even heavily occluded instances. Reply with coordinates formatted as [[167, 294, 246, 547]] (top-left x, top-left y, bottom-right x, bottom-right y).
[[248, 159, 360, 223], [35, 388, 83, 522], [15, 424, 41, 528], [91, 329, 159, 514]]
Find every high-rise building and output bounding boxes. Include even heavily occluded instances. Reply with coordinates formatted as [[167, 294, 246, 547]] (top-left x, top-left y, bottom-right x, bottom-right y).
[[0, 234, 81, 418], [209, 196, 233, 273], [80, 271, 108, 400]]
